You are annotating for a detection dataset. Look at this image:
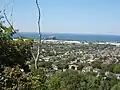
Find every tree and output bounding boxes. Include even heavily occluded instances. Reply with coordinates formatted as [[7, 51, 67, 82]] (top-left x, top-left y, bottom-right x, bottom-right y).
[[0, 1, 48, 89], [32, 0, 41, 69], [38, 61, 52, 69], [0, 65, 47, 90], [46, 69, 119, 90], [92, 60, 102, 69], [101, 64, 115, 72], [0, 12, 46, 89], [113, 65, 120, 74], [111, 82, 120, 90]]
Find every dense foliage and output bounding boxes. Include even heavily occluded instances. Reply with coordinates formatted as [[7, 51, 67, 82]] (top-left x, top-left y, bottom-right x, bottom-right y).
[[46, 70, 119, 90], [0, 13, 45, 90]]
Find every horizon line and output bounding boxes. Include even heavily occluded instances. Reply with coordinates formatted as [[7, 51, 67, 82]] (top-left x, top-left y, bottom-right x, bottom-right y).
[[19, 31, 120, 36]]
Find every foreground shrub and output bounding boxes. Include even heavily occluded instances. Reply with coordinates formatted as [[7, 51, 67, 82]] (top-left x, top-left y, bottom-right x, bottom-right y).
[[0, 65, 46, 90]]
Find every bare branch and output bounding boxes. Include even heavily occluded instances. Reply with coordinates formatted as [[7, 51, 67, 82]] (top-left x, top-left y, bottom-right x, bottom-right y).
[[3, 0, 15, 32], [35, 45, 40, 69], [3, 9, 14, 31], [31, 48, 36, 60], [10, 0, 14, 26], [36, 0, 42, 44], [2, 0, 13, 10], [31, 0, 41, 69]]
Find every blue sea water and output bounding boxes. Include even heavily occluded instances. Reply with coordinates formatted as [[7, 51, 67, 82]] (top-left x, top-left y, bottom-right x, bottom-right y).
[[13, 32, 120, 42]]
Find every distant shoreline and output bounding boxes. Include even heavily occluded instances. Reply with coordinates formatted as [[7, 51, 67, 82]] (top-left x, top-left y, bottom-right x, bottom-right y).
[[13, 32, 120, 42], [19, 32, 120, 36]]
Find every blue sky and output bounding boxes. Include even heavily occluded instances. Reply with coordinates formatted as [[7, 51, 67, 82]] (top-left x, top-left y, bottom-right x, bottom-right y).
[[0, 0, 120, 35]]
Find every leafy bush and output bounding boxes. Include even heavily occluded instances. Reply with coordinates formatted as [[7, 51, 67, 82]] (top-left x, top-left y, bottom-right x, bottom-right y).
[[46, 70, 118, 90], [0, 65, 47, 90], [0, 13, 45, 90], [113, 65, 120, 74]]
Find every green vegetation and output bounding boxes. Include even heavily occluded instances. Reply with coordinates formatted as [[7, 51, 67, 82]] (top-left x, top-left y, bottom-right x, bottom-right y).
[[113, 65, 120, 74], [0, 13, 44, 90], [46, 70, 119, 90]]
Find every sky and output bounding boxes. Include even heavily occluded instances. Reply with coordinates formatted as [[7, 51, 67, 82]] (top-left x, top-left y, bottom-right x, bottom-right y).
[[0, 0, 120, 35]]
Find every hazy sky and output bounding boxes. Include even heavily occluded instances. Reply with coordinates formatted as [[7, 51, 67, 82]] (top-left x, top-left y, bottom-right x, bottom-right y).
[[0, 0, 120, 35]]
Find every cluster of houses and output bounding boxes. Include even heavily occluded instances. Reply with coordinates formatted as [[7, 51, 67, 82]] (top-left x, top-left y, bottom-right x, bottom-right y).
[[26, 39, 120, 79]]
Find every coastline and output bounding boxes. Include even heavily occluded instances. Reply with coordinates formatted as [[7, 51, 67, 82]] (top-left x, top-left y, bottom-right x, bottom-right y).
[[13, 32, 120, 42], [34, 39, 120, 46]]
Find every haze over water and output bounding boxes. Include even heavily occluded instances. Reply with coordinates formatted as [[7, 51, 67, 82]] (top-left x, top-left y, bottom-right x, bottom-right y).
[[14, 32, 120, 42]]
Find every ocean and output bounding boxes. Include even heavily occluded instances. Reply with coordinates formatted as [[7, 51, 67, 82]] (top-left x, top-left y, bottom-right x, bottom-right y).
[[13, 32, 120, 42]]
